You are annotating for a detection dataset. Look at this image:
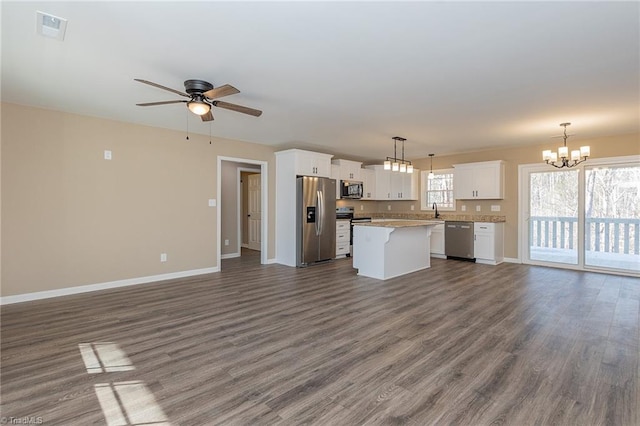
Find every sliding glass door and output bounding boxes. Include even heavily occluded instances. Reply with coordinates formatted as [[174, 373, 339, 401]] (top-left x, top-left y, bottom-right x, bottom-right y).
[[528, 169, 579, 265], [584, 164, 640, 272], [521, 156, 639, 275]]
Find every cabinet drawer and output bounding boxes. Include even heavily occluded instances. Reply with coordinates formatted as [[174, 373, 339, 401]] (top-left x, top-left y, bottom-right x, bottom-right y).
[[336, 243, 350, 255], [336, 231, 349, 242], [474, 222, 495, 233], [336, 220, 350, 231]]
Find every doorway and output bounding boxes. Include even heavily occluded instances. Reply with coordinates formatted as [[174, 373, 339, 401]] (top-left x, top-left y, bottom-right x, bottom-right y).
[[218, 157, 268, 270]]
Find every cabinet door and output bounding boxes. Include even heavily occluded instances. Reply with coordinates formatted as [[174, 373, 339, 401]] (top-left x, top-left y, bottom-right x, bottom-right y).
[[312, 155, 332, 177], [430, 223, 445, 256], [402, 171, 420, 200], [474, 163, 503, 199], [369, 166, 391, 199], [390, 172, 403, 199], [454, 167, 476, 199], [361, 168, 376, 200], [474, 223, 495, 260]]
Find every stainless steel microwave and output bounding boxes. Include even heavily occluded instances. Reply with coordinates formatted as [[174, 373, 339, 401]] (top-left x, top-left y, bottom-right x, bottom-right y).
[[340, 180, 363, 199]]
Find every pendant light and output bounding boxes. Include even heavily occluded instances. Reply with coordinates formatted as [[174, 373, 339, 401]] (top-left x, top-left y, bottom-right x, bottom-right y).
[[428, 153, 435, 179], [542, 122, 590, 168], [384, 136, 413, 173]]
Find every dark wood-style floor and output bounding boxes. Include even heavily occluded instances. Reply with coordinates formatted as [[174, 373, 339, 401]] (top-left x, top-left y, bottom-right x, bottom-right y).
[[1, 250, 638, 425]]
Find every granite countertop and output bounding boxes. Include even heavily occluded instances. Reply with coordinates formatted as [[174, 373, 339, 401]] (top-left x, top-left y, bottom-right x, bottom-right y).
[[354, 212, 506, 223], [354, 220, 444, 228]]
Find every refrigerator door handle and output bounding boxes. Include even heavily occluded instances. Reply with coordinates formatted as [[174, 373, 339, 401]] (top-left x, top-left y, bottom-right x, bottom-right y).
[[317, 190, 324, 236], [315, 190, 322, 236]]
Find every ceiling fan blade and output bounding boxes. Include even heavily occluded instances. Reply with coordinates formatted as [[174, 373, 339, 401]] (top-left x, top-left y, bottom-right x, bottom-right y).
[[202, 84, 240, 100], [213, 100, 262, 117], [136, 100, 187, 106], [134, 79, 189, 97], [200, 111, 214, 122]]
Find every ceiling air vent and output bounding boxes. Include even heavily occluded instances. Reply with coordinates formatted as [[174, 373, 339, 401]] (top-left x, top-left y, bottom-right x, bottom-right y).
[[36, 11, 67, 41]]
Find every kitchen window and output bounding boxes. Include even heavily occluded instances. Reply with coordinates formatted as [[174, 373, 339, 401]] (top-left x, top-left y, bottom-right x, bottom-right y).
[[421, 169, 455, 211]]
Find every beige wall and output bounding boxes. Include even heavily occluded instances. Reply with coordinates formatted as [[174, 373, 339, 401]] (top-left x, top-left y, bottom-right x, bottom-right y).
[[1, 103, 276, 297]]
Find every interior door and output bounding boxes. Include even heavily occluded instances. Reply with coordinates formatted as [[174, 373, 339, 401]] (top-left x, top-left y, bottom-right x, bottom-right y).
[[248, 173, 261, 251]]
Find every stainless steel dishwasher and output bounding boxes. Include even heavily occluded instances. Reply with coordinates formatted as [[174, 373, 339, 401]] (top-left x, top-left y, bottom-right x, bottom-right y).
[[445, 221, 475, 261]]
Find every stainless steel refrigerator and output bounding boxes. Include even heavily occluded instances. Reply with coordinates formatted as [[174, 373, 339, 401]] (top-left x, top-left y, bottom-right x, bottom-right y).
[[296, 176, 336, 267]]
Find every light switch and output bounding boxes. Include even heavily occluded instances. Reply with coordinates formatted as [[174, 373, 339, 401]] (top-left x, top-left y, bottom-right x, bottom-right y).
[[476, 205, 481, 212], [208, 199, 216, 207], [160, 253, 167, 262], [461, 205, 467, 212], [491, 205, 501, 212], [410, 205, 415, 211], [104, 150, 112, 160]]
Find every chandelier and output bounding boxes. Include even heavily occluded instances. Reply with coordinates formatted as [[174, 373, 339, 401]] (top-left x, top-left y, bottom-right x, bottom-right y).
[[542, 123, 590, 168], [383, 136, 413, 173]]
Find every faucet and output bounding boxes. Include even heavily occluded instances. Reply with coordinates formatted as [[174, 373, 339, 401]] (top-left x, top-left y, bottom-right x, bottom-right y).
[[432, 202, 440, 219]]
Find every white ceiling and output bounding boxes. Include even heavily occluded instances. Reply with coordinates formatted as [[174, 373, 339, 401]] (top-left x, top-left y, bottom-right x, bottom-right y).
[[2, 1, 638, 162]]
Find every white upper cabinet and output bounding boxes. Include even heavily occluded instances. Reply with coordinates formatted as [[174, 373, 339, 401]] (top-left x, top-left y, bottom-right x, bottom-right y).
[[366, 165, 391, 200], [360, 168, 376, 200], [453, 160, 505, 199], [279, 149, 333, 177], [365, 165, 419, 200], [332, 159, 363, 181]]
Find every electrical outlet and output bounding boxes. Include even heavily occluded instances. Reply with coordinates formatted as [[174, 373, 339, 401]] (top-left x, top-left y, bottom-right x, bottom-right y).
[[491, 205, 501, 212], [476, 205, 481, 212], [360, 205, 364, 211], [461, 205, 467, 212], [104, 150, 112, 160], [410, 205, 415, 211], [387, 205, 391, 211], [208, 199, 216, 207], [224, 239, 229, 246], [160, 253, 167, 262]]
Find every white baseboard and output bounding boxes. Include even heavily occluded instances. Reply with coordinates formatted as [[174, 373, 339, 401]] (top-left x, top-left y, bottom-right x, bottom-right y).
[[0, 267, 218, 305], [504, 257, 521, 264], [220, 252, 241, 259], [265, 258, 279, 264]]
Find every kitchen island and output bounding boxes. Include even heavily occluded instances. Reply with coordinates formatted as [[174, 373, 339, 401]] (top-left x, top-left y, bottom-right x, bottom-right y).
[[353, 220, 443, 280]]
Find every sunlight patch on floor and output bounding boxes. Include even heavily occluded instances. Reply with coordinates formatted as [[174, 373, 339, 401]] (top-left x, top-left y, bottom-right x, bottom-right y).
[[78, 342, 136, 373]]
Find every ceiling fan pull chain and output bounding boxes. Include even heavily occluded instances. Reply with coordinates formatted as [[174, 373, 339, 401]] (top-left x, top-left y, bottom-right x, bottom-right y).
[[185, 110, 189, 141], [209, 123, 212, 145]]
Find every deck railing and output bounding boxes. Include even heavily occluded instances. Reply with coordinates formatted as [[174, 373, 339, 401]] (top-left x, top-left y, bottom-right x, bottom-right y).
[[530, 216, 640, 255]]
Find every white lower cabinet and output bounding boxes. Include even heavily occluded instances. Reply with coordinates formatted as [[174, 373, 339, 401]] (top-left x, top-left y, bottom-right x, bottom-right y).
[[336, 220, 350, 258], [430, 223, 445, 258], [474, 222, 504, 265]]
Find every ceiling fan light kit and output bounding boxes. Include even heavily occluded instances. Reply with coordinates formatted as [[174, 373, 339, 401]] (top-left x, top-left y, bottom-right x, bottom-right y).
[[187, 96, 210, 116], [135, 78, 262, 122], [542, 122, 590, 168]]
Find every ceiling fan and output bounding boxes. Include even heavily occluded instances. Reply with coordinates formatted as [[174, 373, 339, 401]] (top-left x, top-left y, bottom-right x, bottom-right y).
[[134, 78, 262, 122]]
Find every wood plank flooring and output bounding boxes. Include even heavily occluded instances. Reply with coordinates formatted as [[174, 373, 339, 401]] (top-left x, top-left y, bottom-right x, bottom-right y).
[[1, 251, 639, 425]]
